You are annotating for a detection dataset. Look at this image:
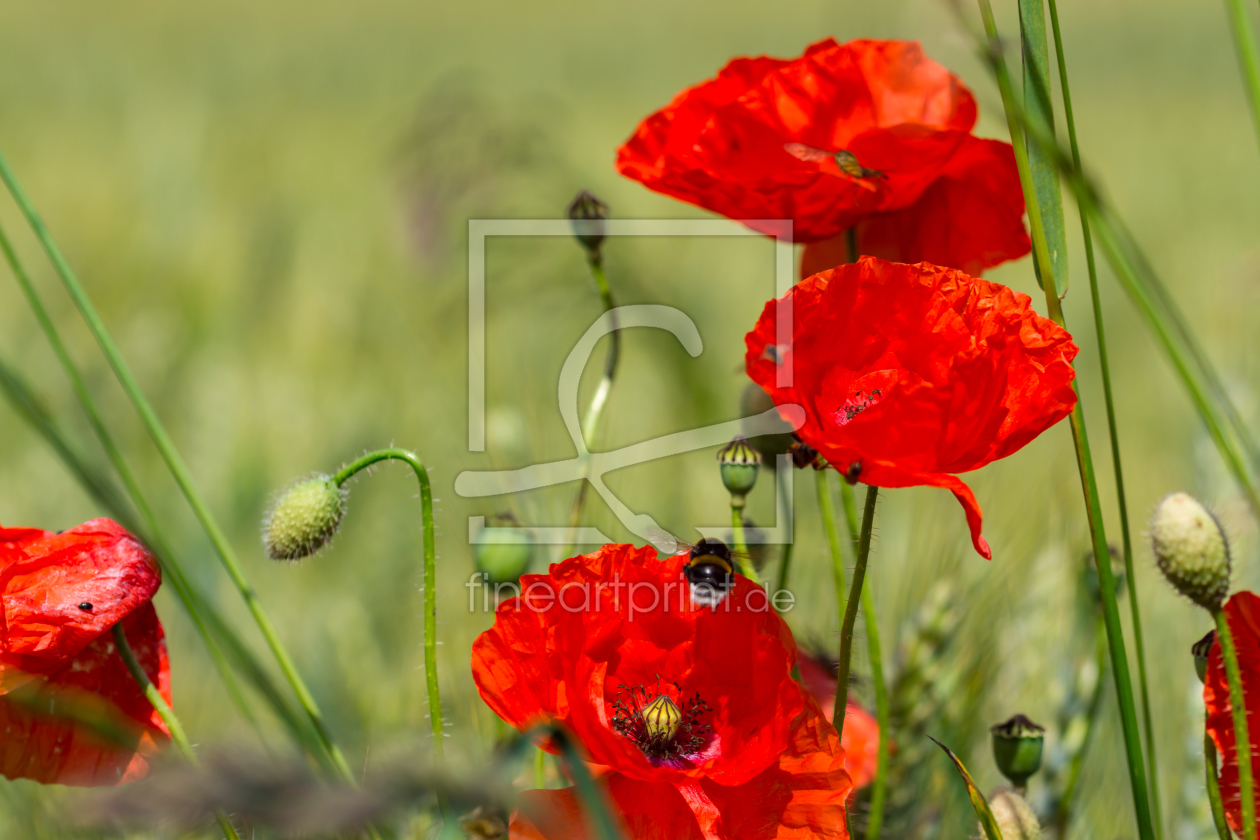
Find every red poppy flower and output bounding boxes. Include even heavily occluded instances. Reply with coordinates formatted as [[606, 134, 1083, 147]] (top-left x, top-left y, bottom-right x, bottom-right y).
[[795, 650, 880, 790], [1205, 591, 1260, 834], [471, 543, 851, 839], [0, 518, 169, 786], [745, 257, 1078, 559], [616, 38, 1030, 277]]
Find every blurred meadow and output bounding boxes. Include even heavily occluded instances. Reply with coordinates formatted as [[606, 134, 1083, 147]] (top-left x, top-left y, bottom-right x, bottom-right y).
[[0, 0, 1258, 836]]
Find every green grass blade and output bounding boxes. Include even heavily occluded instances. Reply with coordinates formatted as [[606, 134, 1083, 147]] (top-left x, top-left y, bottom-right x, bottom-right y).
[[969, 5, 1157, 838], [929, 736, 1005, 840], [1223, 0, 1260, 150], [0, 145, 357, 782], [1043, 1, 1162, 833], [1020, 0, 1068, 298]]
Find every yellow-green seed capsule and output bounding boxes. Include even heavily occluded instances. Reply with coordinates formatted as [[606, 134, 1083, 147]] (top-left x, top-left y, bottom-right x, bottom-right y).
[[1151, 492, 1230, 611], [474, 514, 535, 584], [986, 787, 1041, 840], [990, 714, 1045, 789], [263, 474, 347, 561], [717, 437, 762, 499], [641, 694, 682, 743]]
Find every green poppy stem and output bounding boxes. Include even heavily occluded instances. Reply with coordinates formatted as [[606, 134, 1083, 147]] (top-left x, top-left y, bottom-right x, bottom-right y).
[[563, 255, 619, 558], [729, 499, 761, 584], [772, 469, 795, 611], [333, 448, 442, 761], [973, 4, 1156, 837], [839, 481, 890, 840], [112, 623, 241, 840], [1207, 725, 1233, 840], [1044, 3, 1162, 830], [834, 485, 878, 742], [0, 147, 357, 786], [1214, 607, 1256, 840], [815, 470, 849, 729]]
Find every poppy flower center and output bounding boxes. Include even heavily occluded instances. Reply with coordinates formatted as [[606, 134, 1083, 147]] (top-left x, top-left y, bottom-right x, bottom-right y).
[[611, 680, 711, 763]]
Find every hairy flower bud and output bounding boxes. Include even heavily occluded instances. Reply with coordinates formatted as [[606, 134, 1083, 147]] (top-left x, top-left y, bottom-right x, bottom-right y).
[[1151, 492, 1230, 611], [567, 190, 608, 259], [474, 514, 534, 584], [1192, 629, 1216, 684], [717, 437, 761, 499], [990, 714, 1044, 789], [263, 474, 347, 561], [986, 787, 1041, 840]]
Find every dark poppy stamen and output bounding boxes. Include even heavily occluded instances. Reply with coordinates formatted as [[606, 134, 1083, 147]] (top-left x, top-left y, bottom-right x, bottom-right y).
[[835, 388, 883, 426], [611, 678, 711, 763]]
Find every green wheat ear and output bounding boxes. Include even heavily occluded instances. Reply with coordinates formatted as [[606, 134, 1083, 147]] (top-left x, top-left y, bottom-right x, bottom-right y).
[[263, 474, 348, 561]]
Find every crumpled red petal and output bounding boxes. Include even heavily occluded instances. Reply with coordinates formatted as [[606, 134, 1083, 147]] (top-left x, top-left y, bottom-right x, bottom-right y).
[[508, 695, 851, 840], [1205, 590, 1260, 834], [794, 651, 881, 789], [0, 519, 169, 785], [745, 257, 1077, 558], [616, 37, 1027, 274]]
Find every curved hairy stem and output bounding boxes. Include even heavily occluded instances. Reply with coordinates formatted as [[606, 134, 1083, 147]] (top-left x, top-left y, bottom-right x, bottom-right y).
[[334, 448, 442, 760], [1215, 608, 1256, 840], [834, 486, 877, 742]]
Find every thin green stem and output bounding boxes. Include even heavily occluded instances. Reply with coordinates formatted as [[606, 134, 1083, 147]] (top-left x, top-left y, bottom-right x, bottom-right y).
[[1215, 608, 1256, 840], [729, 499, 761, 584], [0, 216, 263, 741], [1207, 725, 1233, 840], [834, 486, 877, 742], [334, 448, 442, 761], [972, 5, 1155, 838], [1223, 0, 1260, 150], [773, 468, 794, 611], [534, 745, 548, 789], [860, 579, 889, 840], [1044, 3, 1161, 832], [0, 148, 355, 783], [563, 256, 619, 558], [815, 470, 849, 729], [112, 623, 241, 840]]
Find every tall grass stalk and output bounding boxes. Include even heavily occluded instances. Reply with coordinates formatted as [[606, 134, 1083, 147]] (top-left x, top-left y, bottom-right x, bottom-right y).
[[0, 147, 358, 784], [971, 3, 1156, 837], [1222, 0, 1260, 149], [816, 469, 850, 732], [1044, 0, 1161, 831]]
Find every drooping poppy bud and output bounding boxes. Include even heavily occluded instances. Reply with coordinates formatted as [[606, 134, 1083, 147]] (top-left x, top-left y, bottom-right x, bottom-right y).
[[717, 437, 761, 499], [740, 382, 795, 459], [473, 513, 534, 584], [566, 190, 608, 260], [263, 474, 348, 561], [1151, 492, 1230, 611], [990, 714, 1044, 789], [1193, 629, 1216, 684], [986, 787, 1041, 839]]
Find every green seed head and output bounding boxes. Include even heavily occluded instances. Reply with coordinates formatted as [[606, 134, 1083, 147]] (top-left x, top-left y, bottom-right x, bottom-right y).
[[1192, 629, 1216, 684], [717, 436, 762, 498], [990, 714, 1045, 789], [986, 787, 1041, 840], [1151, 492, 1230, 611], [263, 474, 347, 561], [474, 514, 535, 584], [566, 190, 608, 258]]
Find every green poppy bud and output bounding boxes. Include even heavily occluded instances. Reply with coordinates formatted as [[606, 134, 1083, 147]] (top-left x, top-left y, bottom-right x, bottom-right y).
[[986, 787, 1041, 840], [990, 714, 1044, 789], [717, 437, 761, 499], [1151, 492, 1230, 611], [474, 514, 534, 584], [1193, 629, 1216, 684], [739, 383, 795, 458], [567, 190, 608, 259], [263, 474, 347, 561]]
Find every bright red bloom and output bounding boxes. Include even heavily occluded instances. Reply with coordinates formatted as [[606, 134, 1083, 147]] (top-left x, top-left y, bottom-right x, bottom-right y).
[[0, 518, 169, 786], [746, 257, 1078, 559], [1205, 591, 1260, 834], [795, 651, 880, 790], [472, 544, 851, 839], [616, 38, 1030, 276]]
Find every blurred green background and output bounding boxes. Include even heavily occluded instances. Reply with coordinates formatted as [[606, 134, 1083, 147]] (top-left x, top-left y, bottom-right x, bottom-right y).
[[0, 0, 1257, 836]]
